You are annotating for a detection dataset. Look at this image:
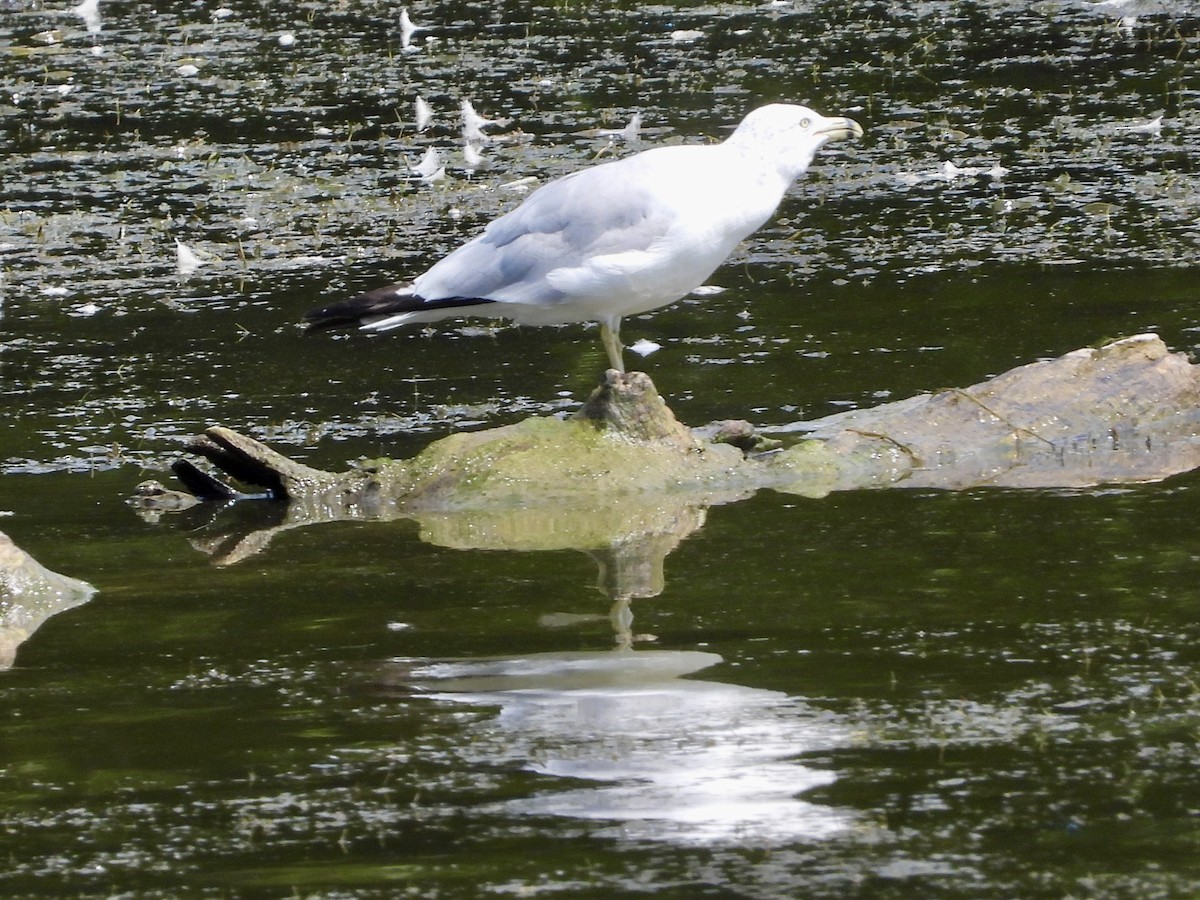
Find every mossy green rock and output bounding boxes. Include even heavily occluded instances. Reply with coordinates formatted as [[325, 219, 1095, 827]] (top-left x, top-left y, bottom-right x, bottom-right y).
[[367, 413, 746, 511], [161, 334, 1200, 568]]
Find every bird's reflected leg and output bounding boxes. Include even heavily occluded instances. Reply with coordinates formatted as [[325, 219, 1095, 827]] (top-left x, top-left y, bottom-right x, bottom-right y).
[[600, 317, 625, 373]]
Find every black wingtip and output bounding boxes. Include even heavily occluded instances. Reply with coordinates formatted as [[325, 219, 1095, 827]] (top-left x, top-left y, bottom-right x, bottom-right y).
[[304, 285, 499, 332], [302, 304, 364, 332], [303, 283, 418, 331]]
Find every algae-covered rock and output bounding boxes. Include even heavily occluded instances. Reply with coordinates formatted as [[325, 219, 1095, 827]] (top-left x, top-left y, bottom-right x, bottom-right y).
[[135, 335, 1200, 571], [136, 371, 751, 576], [172, 369, 749, 521]]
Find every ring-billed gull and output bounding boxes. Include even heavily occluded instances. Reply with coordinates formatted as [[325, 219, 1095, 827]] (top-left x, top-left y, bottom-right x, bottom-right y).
[[306, 104, 863, 372]]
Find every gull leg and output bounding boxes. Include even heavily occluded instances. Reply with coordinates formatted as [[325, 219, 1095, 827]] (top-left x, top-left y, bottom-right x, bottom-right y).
[[600, 318, 625, 373]]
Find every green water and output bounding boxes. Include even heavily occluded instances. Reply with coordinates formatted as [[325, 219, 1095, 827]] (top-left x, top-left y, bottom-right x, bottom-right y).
[[3, 0, 1200, 896]]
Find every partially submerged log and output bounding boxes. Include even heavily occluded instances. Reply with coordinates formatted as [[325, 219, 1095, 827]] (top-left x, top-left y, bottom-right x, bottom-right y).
[[133, 334, 1200, 573], [766, 332, 1200, 493]]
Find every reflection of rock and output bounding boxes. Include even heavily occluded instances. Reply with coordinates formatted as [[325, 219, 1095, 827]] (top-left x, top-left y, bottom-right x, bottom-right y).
[[393, 649, 853, 845], [424, 500, 709, 604], [128, 479, 199, 522], [0, 530, 96, 670], [138, 480, 718, 604], [415, 496, 709, 558]]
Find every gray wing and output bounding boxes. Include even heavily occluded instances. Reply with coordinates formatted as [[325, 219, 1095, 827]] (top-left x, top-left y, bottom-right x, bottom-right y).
[[413, 157, 676, 306]]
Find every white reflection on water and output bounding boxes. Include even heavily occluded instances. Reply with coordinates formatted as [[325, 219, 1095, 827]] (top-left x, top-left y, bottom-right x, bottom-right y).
[[408, 650, 853, 846]]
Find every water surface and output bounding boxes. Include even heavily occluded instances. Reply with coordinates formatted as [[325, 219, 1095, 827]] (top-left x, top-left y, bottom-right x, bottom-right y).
[[2, 0, 1200, 896]]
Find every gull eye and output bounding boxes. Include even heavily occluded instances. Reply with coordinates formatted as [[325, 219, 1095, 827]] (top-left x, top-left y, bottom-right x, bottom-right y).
[[799, 117, 812, 129]]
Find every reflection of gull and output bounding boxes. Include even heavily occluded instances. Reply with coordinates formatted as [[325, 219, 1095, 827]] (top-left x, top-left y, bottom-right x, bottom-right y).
[[405, 649, 853, 845], [306, 105, 862, 372]]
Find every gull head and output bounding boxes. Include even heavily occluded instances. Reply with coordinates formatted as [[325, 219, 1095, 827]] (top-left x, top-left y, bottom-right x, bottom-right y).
[[727, 103, 864, 181]]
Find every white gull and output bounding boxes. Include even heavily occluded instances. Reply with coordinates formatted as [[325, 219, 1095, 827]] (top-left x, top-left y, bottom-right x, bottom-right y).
[[306, 104, 862, 372]]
